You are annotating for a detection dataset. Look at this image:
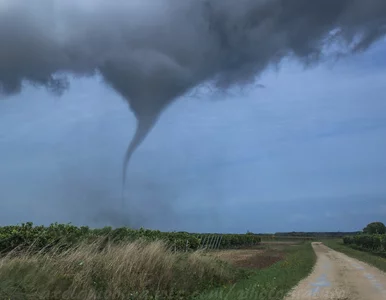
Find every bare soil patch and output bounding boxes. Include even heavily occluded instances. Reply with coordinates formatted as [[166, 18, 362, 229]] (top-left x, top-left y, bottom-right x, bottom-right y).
[[212, 249, 284, 269], [261, 241, 302, 245]]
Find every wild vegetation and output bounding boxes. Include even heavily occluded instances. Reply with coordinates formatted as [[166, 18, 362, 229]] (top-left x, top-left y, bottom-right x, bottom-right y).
[[0, 223, 317, 299], [343, 234, 386, 254], [0, 239, 244, 300], [341, 222, 386, 256], [0, 222, 261, 254], [362, 222, 386, 234]]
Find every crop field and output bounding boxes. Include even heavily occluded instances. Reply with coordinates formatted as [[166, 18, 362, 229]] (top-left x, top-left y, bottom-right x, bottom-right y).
[[1, 222, 386, 299], [343, 234, 386, 256], [0, 223, 316, 300], [0, 222, 261, 254]]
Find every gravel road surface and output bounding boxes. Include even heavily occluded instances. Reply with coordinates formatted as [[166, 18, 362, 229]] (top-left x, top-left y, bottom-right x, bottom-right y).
[[285, 242, 386, 300]]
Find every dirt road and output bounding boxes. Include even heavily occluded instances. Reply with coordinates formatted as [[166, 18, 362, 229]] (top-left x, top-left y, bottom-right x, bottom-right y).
[[285, 242, 386, 300]]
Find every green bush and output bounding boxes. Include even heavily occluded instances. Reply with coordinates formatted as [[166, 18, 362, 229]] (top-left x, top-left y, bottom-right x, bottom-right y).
[[363, 222, 386, 234], [0, 223, 261, 255], [343, 233, 386, 253]]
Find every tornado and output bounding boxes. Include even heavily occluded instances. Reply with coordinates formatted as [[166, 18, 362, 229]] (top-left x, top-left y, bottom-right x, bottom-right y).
[[121, 115, 158, 208], [1, 0, 386, 214]]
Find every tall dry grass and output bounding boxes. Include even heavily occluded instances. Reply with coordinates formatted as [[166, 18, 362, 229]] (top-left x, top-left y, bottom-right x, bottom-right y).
[[0, 238, 238, 300]]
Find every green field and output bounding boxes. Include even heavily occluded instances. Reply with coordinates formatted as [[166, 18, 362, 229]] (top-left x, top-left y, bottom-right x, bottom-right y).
[[0, 223, 317, 300], [2, 222, 384, 299]]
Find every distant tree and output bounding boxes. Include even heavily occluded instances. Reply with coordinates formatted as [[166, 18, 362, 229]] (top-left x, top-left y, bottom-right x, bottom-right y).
[[363, 222, 386, 234]]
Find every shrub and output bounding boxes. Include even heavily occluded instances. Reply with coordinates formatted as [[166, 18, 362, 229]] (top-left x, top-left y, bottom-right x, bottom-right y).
[[363, 222, 386, 235], [0, 223, 261, 255], [342, 234, 386, 252]]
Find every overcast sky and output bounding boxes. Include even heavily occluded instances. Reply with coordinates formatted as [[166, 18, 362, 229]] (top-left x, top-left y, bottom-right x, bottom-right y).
[[1, 37, 385, 233]]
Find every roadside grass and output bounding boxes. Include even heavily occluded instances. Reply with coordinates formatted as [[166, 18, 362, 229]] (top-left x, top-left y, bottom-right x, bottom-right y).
[[322, 239, 386, 273], [194, 242, 316, 300], [0, 238, 245, 300], [0, 238, 317, 300]]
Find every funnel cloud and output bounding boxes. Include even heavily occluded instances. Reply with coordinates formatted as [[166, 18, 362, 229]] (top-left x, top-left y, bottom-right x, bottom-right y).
[[1, 0, 386, 207]]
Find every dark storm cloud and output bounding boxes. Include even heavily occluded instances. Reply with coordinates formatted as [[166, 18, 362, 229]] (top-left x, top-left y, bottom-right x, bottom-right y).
[[1, 0, 386, 197]]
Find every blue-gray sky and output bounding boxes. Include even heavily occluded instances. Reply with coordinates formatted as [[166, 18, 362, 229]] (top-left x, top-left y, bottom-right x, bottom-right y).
[[1, 38, 385, 233], [1, 1, 386, 233]]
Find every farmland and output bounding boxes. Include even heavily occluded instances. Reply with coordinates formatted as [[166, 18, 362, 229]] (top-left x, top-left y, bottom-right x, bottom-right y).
[[1, 222, 386, 299], [343, 234, 386, 256], [0, 222, 315, 300], [0, 222, 261, 254]]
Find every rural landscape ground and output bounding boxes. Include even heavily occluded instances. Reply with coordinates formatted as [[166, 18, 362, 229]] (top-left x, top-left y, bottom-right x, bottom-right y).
[[0, 222, 385, 299], [1, 1, 386, 299], [286, 242, 386, 300]]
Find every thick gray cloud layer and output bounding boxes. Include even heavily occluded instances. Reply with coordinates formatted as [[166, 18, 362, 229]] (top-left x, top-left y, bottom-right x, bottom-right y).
[[1, 0, 386, 199]]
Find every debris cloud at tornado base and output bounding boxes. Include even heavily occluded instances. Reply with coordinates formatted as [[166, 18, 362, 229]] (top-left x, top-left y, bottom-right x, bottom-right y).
[[1, 0, 386, 212]]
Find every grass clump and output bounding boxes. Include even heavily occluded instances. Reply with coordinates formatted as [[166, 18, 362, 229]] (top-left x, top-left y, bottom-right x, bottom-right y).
[[0, 238, 241, 300]]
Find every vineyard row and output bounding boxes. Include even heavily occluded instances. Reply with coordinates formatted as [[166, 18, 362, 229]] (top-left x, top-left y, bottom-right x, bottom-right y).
[[0, 222, 261, 253], [343, 234, 386, 255]]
